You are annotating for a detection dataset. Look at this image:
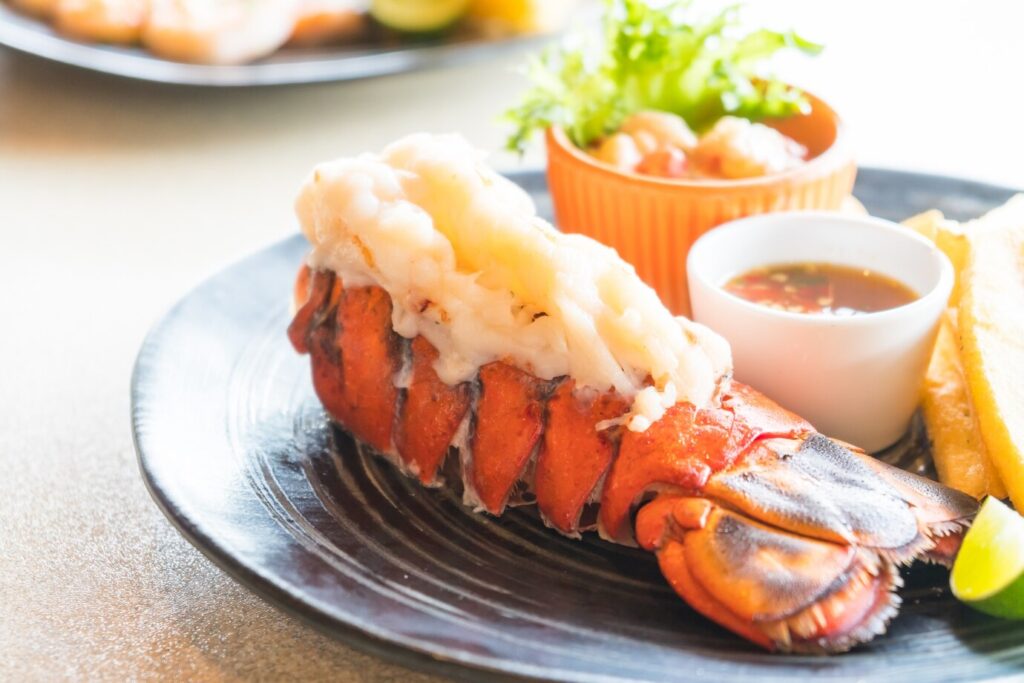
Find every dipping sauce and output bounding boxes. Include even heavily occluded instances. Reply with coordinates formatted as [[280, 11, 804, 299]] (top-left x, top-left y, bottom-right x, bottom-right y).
[[724, 262, 918, 316]]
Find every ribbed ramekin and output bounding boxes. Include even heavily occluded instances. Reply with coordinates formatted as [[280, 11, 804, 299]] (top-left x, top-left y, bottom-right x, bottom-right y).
[[545, 91, 856, 315]]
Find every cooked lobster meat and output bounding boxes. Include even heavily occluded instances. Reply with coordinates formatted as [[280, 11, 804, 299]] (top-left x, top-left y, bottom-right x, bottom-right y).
[[288, 133, 977, 653]]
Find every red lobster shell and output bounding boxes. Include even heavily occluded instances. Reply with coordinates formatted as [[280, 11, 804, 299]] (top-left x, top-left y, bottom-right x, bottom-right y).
[[289, 264, 977, 654]]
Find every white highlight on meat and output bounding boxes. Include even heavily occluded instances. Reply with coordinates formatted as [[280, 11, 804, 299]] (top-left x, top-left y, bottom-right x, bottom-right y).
[[295, 133, 732, 430]]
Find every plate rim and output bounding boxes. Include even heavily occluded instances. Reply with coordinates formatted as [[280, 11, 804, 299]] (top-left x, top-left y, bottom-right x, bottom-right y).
[[131, 167, 1023, 682], [0, 6, 551, 87]]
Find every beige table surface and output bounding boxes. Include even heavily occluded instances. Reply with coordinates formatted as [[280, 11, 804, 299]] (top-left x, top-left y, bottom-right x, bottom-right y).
[[2, 2, 1023, 681]]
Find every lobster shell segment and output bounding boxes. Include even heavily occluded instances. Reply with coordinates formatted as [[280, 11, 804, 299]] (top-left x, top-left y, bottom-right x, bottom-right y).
[[289, 268, 978, 654], [534, 381, 630, 536], [395, 336, 472, 486], [333, 286, 402, 453], [466, 362, 549, 514]]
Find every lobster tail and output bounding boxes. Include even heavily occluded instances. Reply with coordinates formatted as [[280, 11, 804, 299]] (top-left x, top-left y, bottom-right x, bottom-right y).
[[637, 431, 976, 652], [290, 267, 978, 653]]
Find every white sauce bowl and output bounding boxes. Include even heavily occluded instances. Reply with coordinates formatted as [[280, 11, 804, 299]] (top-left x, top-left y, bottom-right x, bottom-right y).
[[687, 211, 954, 452]]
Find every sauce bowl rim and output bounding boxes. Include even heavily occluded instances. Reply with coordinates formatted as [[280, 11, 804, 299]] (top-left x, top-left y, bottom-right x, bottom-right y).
[[686, 210, 955, 327]]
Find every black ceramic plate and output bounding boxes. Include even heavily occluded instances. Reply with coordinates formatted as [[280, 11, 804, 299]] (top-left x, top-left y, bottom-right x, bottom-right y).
[[0, 4, 553, 86], [133, 168, 1024, 682]]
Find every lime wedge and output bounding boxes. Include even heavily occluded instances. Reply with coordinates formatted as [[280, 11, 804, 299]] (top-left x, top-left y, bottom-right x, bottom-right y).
[[372, 0, 469, 33], [951, 497, 1024, 619]]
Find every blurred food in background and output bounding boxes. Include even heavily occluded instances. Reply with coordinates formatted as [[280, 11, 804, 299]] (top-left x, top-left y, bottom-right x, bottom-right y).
[[468, 0, 579, 36], [1, 0, 583, 64], [287, 1, 367, 47]]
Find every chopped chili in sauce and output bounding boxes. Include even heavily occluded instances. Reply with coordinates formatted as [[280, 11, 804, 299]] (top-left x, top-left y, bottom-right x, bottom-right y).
[[724, 262, 918, 316]]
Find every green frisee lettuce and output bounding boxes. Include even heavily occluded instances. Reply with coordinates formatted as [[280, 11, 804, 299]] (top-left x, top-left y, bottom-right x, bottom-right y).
[[505, 0, 822, 153]]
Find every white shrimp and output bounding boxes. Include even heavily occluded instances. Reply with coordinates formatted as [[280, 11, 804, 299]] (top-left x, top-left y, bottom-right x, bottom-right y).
[[691, 116, 807, 179], [143, 0, 300, 64], [590, 132, 643, 170], [619, 110, 698, 153], [288, 0, 366, 46], [591, 111, 697, 176], [55, 0, 147, 44]]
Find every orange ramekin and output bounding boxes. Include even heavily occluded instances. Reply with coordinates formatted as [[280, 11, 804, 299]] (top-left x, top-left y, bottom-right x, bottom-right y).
[[545, 90, 856, 315]]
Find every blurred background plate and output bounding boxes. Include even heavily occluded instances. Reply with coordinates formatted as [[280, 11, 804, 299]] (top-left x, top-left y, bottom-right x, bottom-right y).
[[133, 169, 1024, 682], [0, 4, 555, 86]]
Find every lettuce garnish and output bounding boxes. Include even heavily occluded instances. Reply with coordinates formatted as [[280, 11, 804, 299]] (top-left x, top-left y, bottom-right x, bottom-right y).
[[505, 0, 822, 153]]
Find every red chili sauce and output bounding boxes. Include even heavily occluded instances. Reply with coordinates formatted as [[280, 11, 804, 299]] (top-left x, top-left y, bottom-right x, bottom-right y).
[[723, 262, 918, 316]]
